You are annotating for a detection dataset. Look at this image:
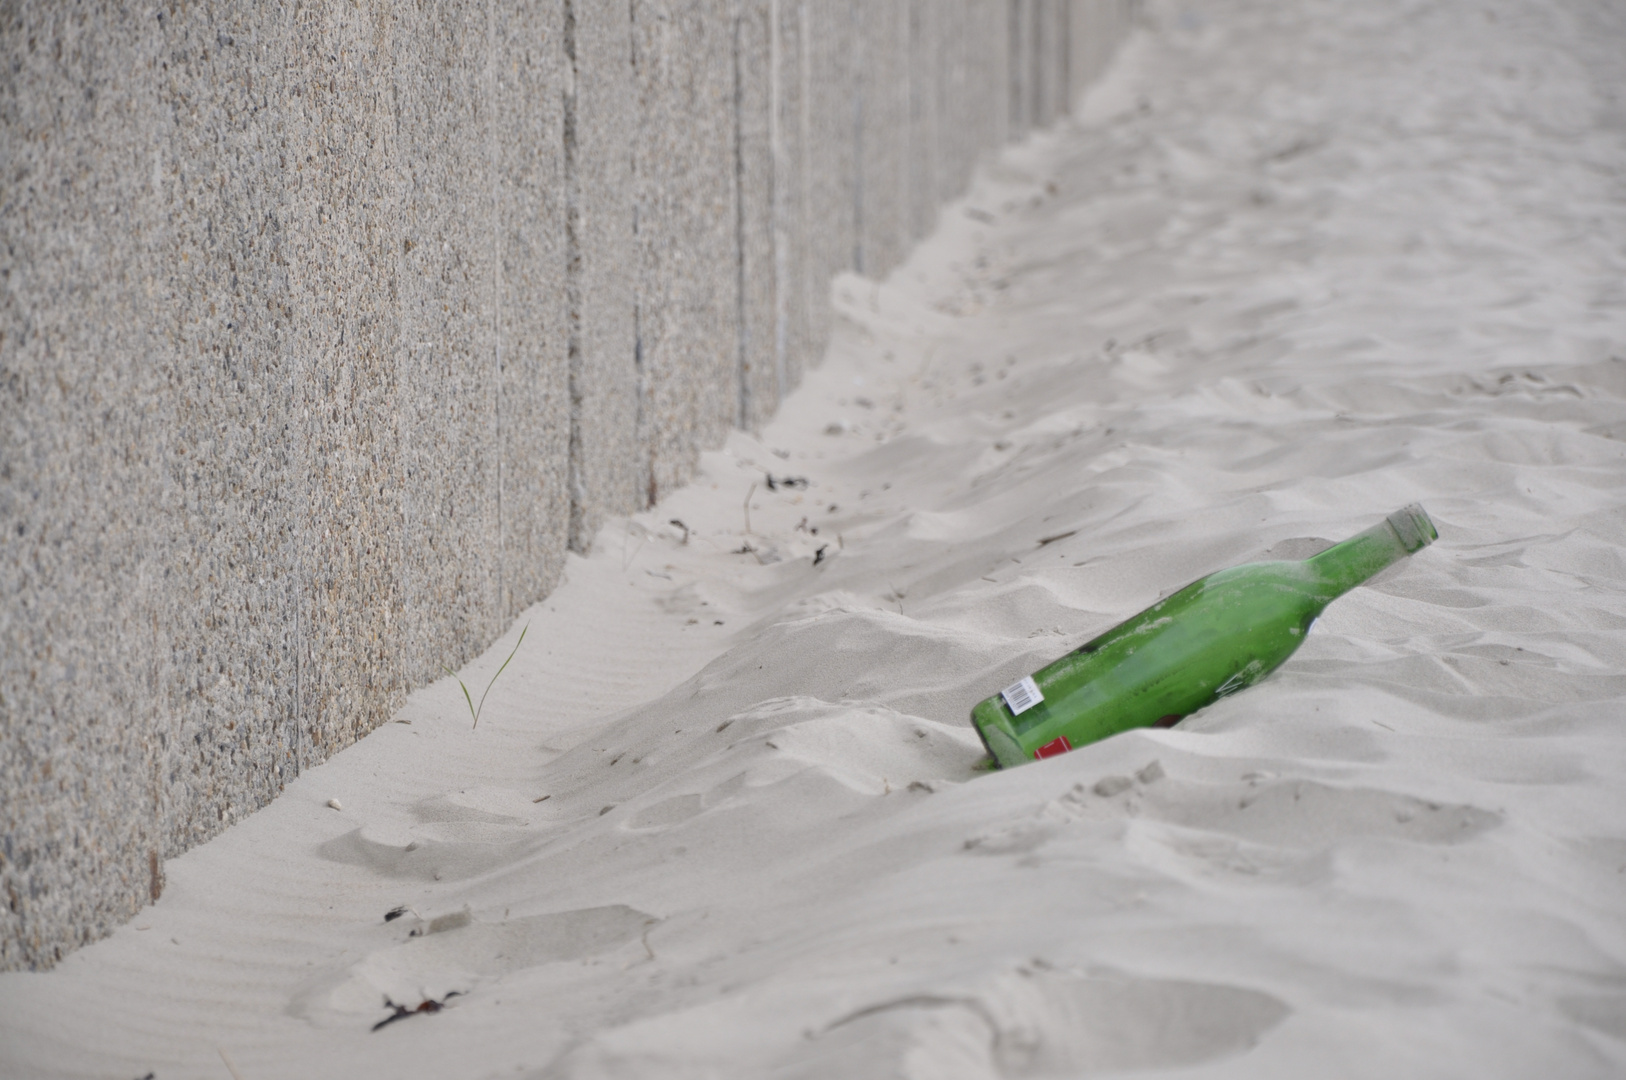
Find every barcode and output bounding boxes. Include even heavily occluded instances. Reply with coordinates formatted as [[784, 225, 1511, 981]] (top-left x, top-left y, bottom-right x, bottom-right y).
[[1001, 675, 1043, 716]]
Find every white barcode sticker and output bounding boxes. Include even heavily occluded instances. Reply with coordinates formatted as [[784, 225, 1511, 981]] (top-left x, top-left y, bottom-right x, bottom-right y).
[[1001, 675, 1043, 716]]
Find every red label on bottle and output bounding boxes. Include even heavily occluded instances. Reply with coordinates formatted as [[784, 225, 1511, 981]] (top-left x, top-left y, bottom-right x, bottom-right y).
[[1033, 736, 1073, 760]]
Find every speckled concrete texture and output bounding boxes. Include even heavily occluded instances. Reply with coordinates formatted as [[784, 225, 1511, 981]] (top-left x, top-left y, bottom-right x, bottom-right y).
[[854, 2, 907, 277], [2, 0, 1134, 969], [1072, 0, 1134, 91], [905, 0, 942, 243], [736, 0, 780, 431], [493, 1, 572, 619], [800, 0, 860, 364], [1, 0, 573, 970], [289, 1, 412, 802], [937, 0, 981, 210], [631, 0, 743, 502], [566, 0, 643, 547], [4, 2, 179, 971], [1037, 0, 1069, 127], [767, 0, 816, 399]]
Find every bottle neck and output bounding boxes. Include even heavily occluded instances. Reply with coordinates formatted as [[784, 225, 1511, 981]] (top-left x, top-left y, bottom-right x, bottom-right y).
[[1305, 504, 1437, 599]]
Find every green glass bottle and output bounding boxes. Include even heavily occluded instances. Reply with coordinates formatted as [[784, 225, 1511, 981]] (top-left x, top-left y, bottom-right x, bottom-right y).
[[972, 505, 1437, 767]]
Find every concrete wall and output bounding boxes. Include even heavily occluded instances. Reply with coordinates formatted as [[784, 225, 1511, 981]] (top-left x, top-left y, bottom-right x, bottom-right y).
[[0, 0, 1135, 970]]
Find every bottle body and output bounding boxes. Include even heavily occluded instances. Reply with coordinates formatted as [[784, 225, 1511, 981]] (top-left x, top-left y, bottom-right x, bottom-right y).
[[972, 505, 1436, 767]]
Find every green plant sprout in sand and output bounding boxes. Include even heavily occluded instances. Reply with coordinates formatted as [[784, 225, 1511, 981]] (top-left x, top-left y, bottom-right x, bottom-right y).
[[443, 623, 528, 729]]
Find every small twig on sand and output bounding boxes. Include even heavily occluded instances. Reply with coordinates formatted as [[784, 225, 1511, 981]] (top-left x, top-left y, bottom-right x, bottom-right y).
[[372, 992, 462, 1032], [218, 1048, 247, 1080], [743, 482, 757, 535], [621, 525, 647, 570]]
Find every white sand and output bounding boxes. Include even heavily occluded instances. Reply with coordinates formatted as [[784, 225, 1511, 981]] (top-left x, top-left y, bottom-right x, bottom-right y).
[[5, 0, 1626, 1076]]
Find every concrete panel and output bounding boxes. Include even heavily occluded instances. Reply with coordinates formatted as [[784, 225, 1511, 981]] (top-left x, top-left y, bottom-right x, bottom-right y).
[[631, 0, 741, 501], [906, 0, 941, 242], [800, 0, 858, 356], [768, 0, 815, 396], [855, 1, 909, 277], [2, 1, 312, 967], [737, 0, 779, 430], [3, 2, 177, 970], [940, 0, 981, 199], [967, 0, 1011, 152], [1070, 0, 1131, 95], [567, 0, 643, 544], [1035, 0, 1066, 127], [494, 1, 572, 616], [1, 0, 576, 970], [1008, 0, 1029, 138], [290, 1, 412, 769]]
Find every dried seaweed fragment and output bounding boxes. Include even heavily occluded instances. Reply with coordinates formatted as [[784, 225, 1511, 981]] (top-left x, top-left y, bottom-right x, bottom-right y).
[[372, 992, 462, 1032]]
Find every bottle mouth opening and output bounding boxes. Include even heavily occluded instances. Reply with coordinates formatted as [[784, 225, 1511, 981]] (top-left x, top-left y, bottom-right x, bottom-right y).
[[1387, 504, 1438, 553]]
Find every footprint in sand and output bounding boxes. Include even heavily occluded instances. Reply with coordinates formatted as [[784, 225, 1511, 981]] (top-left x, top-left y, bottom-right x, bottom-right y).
[[963, 773, 1500, 864], [1559, 992, 1626, 1043], [786, 966, 1289, 1078], [1140, 777, 1502, 850], [318, 822, 547, 882], [316, 788, 554, 882], [412, 790, 535, 825], [606, 696, 985, 832], [290, 905, 657, 1027], [627, 793, 706, 830]]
